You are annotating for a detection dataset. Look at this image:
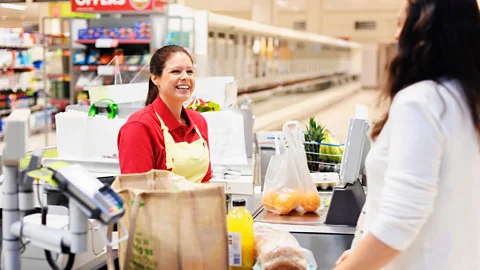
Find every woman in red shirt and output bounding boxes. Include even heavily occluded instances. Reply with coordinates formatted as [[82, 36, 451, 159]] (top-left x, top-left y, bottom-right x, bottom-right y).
[[117, 45, 212, 183]]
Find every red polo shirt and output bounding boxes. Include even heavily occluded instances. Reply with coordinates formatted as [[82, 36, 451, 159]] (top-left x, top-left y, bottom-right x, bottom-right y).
[[117, 97, 212, 182]]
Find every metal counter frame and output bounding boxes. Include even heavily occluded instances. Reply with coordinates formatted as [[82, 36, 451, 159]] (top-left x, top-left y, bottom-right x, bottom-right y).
[[251, 191, 356, 270]]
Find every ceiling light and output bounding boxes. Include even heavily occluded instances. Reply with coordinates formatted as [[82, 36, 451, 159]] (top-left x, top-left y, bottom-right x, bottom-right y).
[[0, 3, 26, 11], [276, 0, 288, 7]]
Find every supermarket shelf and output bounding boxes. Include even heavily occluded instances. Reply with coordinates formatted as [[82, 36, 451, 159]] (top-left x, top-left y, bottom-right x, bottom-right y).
[[45, 44, 71, 50], [76, 86, 88, 91], [73, 65, 146, 71], [0, 104, 52, 116], [0, 87, 44, 92], [76, 39, 150, 45], [0, 45, 33, 50], [45, 44, 86, 50], [1, 66, 36, 72], [47, 74, 70, 80]]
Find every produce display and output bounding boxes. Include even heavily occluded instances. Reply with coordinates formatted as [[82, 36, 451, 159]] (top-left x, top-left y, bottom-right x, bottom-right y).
[[304, 117, 345, 173], [319, 130, 344, 163], [254, 226, 307, 270], [304, 117, 324, 172], [186, 97, 220, 112]]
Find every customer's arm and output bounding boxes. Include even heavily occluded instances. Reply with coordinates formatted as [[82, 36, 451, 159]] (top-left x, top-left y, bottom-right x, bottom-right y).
[[336, 93, 444, 270]]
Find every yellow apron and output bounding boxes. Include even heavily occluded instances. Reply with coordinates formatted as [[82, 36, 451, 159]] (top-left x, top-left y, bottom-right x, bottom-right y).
[[155, 112, 210, 183]]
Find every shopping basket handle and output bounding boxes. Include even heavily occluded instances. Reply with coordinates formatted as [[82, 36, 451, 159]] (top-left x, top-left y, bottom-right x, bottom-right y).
[[88, 98, 118, 119]]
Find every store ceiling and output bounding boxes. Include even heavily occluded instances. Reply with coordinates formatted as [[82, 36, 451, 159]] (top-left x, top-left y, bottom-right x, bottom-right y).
[[276, 0, 306, 12], [0, 3, 43, 22]]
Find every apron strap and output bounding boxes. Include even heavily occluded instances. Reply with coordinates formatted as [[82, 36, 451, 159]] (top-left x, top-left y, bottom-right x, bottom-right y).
[[193, 126, 204, 141], [155, 111, 176, 169]]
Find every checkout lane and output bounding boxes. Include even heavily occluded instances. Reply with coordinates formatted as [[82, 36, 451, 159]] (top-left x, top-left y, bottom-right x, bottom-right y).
[[241, 89, 375, 269], [0, 81, 373, 270]]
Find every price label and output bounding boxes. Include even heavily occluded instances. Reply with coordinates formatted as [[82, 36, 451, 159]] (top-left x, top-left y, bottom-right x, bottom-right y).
[[95, 39, 119, 48], [128, 66, 138, 71], [98, 66, 115, 76], [80, 65, 89, 71], [228, 232, 242, 267]]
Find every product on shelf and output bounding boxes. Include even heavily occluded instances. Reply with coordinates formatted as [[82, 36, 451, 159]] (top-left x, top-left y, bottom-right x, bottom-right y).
[[0, 28, 38, 47], [112, 49, 125, 65], [125, 55, 142, 65], [77, 21, 151, 41], [76, 72, 97, 90], [73, 51, 87, 65], [87, 51, 100, 65], [116, 28, 134, 40], [140, 52, 151, 65], [134, 21, 151, 39], [0, 71, 43, 92], [77, 92, 89, 106], [45, 50, 69, 75], [98, 53, 113, 65], [0, 49, 35, 69]]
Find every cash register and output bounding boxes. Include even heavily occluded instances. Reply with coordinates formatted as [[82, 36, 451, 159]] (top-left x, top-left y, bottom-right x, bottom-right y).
[[325, 115, 370, 226]]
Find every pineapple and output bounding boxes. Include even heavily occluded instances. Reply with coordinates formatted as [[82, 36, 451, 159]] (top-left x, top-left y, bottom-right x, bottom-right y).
[[304, 117, 325, 172]]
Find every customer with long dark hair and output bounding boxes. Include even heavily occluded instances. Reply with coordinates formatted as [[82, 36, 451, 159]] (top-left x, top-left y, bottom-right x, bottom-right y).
[[118, 45, 212, 183], [335, 0, 480, 269]]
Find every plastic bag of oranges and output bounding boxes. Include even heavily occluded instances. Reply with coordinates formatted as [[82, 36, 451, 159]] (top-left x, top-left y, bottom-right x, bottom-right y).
[[282, 121, 322, 213], [262, 122, 322, 215], [262, 132, 302, 215]]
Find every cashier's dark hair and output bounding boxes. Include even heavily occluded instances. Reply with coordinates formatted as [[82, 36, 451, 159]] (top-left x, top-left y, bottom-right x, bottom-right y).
[[371, 0, 480, 140], [145, 45, 194, 106]]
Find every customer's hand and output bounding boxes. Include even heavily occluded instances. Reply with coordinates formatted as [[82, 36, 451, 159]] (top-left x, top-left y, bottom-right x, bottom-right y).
[[335, 249, 351, 266]]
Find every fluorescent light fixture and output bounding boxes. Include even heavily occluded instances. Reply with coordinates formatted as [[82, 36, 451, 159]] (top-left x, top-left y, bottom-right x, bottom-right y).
[[0, 3, 26, 11], [276, 0, 288, 7]]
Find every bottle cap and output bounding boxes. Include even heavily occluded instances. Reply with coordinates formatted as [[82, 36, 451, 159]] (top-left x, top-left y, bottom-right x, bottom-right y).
[[232, 199, 246, 207]]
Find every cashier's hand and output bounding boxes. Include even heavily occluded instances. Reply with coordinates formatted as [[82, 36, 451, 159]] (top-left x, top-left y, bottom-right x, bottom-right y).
[[335, 250, 351, 266]]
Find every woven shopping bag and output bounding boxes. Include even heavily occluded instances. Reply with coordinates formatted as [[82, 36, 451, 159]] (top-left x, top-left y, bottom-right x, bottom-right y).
[[107, 170, 229, 270]]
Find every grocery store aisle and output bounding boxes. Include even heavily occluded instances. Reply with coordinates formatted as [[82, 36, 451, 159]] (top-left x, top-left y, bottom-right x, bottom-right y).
[[300, 89, 383, 143]]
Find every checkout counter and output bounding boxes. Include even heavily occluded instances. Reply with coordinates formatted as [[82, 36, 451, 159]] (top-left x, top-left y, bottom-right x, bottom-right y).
[[252, 111, 370, 269], [40, 106, 368, 270], [0, 72, 370, 269]]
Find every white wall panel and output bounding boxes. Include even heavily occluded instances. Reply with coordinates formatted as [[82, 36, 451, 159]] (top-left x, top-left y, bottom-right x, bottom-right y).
[[323, 11, 398, 43], [324, 0, 401, 11], [185, 0, 252, 11]]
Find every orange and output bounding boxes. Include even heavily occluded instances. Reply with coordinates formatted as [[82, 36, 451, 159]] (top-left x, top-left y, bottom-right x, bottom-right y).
[[262, 191, 278, 211], [274, 190, 300, 215], [300, 191, 321, 212]]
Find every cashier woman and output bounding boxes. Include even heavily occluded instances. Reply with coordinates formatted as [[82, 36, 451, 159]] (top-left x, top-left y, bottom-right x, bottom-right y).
[[335, 0, 480, 269], [117, 45, 212, 183]]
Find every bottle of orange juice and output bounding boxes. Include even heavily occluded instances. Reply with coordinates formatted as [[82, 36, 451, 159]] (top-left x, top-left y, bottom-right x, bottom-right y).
[[227, 199, 255, 269]]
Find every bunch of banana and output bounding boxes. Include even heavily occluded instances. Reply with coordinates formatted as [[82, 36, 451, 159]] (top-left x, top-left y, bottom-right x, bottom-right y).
[[319, 130, 344, 164]]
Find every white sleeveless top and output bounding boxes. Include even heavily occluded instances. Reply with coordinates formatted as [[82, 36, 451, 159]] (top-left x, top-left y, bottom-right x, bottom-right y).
[[351, 80, 480, 269]]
